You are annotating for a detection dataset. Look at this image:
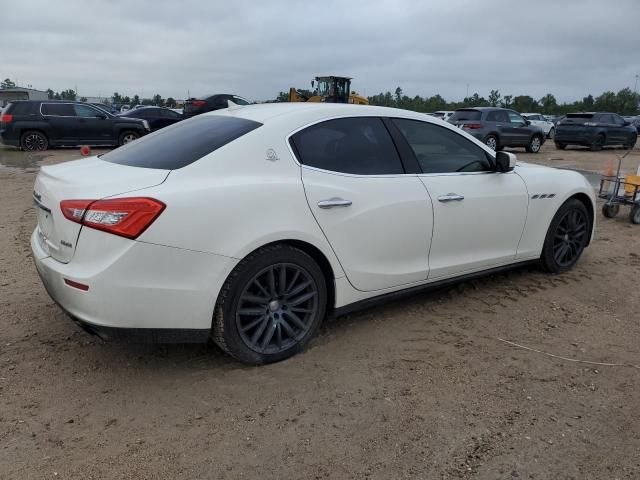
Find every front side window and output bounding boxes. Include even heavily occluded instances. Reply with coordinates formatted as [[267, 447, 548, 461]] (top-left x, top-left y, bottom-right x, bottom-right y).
[[290, 117, 404, 175], [42, 103, 75, 116], [611, 114, 625, 126], [392, 119, 493, 174], [74, 104, 102, 117]]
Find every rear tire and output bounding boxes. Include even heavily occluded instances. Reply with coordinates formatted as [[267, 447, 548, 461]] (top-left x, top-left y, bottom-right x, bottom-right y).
[[526, 135, 542, 153], [118, 130, 139, 146], [590, 134, 605, 152], [540, 199, 591, 273], [213, 244, 327, 365], [20, 130, 49, 151], [602, 203, 620, 218], [555, 142, 566, 150], [484, 135, 498, 151]]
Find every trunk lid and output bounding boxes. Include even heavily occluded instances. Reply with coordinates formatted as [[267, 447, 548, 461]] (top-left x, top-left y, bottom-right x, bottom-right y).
[[33, 156, 169, 263]]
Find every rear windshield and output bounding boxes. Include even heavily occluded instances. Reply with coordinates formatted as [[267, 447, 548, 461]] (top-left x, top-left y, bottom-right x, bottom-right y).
[[101, 115, 262, 170], [448, 110, 481, 122]]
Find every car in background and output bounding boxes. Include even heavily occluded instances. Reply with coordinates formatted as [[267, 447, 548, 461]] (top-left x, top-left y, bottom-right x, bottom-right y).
[[117, 106, 183, 132], [91, 103, 118, 114], [431, 110, 454, 122], [29, 103, 595, 364], [447, 107, 546, 153], [0, 100, 150, 151], [554, 112, 638, 151], [120, 105, 131, 113], [522, 113, 556, 139], [183, 94, 250, 118]]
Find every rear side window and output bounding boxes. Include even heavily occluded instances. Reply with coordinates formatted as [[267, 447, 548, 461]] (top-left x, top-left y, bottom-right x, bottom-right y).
[[567, 113, 594, 119], [101, 115, 262, 170], [448, 110, 481, 122], [290, 117, 404, 175], [392, 118, 493, 174], [42, 103, 75, 116]]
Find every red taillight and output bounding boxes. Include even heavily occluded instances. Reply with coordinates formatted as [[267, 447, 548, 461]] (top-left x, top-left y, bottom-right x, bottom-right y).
[[462, 123, 482, 130], [191, 100, 206, 107], [0, 114, 13, 122], [60, 197, 165, 239]]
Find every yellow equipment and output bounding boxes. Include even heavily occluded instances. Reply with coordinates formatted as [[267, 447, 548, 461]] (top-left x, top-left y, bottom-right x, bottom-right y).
[[288, 76, 368, 105]]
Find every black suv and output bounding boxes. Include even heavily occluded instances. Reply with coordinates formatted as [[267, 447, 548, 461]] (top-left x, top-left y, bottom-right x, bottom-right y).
[[0, 100, 151, 151], [183, 94, 249, 118], [554, 112, 638, 151], [447, 107, 546, 153]]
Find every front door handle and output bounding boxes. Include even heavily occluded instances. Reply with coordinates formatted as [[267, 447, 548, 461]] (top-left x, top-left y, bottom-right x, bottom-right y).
[[437, 193, 464, 202], [317, 198, 352, 209]]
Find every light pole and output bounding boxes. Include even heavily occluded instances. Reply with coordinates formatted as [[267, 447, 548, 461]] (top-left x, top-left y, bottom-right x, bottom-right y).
[[634, 74, 639, 95]]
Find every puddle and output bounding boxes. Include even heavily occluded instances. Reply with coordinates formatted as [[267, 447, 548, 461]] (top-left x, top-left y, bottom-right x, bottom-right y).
[[0, 146, 49, 170]]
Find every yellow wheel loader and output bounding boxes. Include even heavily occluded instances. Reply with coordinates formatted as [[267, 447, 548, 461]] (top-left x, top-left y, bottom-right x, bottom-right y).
[[288, 76, 368, 105]]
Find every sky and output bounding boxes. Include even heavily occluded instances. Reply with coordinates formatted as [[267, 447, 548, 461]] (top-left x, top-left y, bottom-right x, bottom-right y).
[[2, 0, 639, 103]]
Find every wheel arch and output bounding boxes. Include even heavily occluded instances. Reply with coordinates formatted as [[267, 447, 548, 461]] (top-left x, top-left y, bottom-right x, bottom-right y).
[[221, 238, 338, 315]]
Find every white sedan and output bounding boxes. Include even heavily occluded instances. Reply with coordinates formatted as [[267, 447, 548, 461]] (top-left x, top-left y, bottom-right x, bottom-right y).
[[31, 103, 595, 364]]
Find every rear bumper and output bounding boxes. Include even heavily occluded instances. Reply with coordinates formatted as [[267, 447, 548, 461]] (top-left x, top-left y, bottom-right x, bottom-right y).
[[0, 130, 19, 147], [31, 227, 238, 342]]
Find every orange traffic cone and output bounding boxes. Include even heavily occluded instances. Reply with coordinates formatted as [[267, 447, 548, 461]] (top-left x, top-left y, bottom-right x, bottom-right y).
[[80, 145, 91, 156], [602, 158, 614, 193]]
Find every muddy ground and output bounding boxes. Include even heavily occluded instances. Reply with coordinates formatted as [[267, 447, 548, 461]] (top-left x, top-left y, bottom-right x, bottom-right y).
[[1, 143, 639, 479]]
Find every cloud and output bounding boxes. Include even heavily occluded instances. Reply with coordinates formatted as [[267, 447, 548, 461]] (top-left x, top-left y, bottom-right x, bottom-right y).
[[1, 0, 638, 102]]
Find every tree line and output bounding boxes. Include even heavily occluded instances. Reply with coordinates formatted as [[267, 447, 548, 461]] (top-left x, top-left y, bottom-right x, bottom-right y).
[[367, 87, 640, 116], [3, 76, 639, 115], [0, 78, 177, 108]]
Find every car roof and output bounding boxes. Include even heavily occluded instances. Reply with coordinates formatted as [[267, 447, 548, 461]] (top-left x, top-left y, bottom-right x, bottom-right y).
[[204, 102, 438, 124]]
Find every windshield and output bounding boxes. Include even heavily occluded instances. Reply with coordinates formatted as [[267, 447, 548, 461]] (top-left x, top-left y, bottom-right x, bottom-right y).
[[316, 78, 349, 100]]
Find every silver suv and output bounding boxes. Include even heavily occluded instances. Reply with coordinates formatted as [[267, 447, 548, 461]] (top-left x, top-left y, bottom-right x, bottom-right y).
[[447, 107, 546, 153]]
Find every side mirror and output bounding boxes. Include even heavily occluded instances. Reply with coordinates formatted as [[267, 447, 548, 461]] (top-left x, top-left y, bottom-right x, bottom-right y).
[[311, 80, 315, 88], [495, 151, 517, 173], [525, 119, 531, 126]]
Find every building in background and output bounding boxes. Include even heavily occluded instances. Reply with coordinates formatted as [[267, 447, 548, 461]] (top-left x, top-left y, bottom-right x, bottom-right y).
[[0, 87, 49, 107]]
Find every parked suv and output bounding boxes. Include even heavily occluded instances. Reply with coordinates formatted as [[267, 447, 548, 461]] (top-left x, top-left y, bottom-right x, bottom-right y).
[[183, 94, 250, 118], [0, 101, 150, 151], [447, 107, 546, 153], [554, 112, 638, 151]]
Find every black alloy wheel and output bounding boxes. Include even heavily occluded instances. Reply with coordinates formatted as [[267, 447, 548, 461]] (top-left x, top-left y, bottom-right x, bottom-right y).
[[540, 199, 591, 273], [236, 263, 319, 355], [21, 131, 48, 151], [213, 244, 327, 364]]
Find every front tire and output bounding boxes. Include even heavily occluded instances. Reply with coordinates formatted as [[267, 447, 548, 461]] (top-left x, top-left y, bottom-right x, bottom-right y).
[[484, 135, 498, 151], [526, 135, 542, 153], [540, 199, 591, 273], [590, 134, 605, 152], [213, 244, 327, 365], [20, 130, 49, 151], [548, 127, 555, 139]]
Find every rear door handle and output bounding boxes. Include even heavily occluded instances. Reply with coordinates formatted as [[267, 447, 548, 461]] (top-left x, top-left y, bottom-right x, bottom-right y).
[[317, 198, 352, 209], [437, 193, 464, 202]]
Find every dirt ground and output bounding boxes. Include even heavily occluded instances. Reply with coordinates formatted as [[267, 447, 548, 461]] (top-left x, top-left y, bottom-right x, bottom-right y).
[[1, 142, 639, 479]]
